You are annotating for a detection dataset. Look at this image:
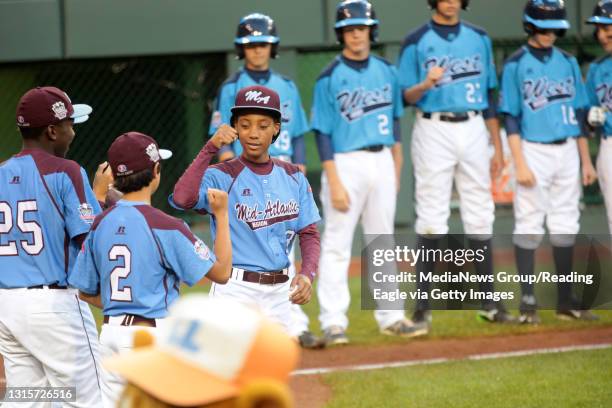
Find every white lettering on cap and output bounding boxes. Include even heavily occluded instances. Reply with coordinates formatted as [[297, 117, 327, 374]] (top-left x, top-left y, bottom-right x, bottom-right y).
[[244, 90, 270, 104], [52, 102, 68, 120]]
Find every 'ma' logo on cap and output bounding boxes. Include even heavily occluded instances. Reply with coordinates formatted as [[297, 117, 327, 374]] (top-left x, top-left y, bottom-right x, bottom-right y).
[[244, 90, 270, 104], [145, 143, 160, 162], [51, 102, 68, 120]]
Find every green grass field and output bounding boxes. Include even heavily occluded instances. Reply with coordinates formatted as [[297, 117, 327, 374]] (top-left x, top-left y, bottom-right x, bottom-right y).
[[323, 348, 612, 408]]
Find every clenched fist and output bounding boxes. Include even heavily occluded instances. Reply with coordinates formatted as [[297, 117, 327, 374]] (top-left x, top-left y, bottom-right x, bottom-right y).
[[424, 66, 445, 89], [211, 124, 238, 149], [207, 188, 229, 216]]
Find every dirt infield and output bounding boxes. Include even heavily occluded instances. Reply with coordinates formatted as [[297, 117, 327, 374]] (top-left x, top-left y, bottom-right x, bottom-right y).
[[289, 326, 612, 408]]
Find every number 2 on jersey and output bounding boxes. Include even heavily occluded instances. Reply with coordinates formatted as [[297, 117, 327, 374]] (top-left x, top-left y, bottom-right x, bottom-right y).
[[377, 114, 390, 135], [0, 200, 44, 256], [109, 245, 132, 302]]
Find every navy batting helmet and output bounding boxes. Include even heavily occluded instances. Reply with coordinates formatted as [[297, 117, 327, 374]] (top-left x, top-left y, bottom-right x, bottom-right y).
[[235, 13, 280, 59], [428, 0, 470, 10], [587, 0, 612, 25], [334, 0, 379, 43], [523, 0, 569, 37]]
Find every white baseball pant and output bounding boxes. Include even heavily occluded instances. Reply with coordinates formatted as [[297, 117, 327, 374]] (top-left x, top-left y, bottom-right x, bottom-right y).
[[513, 139, 581, 249], [317, 147, 405, 331], [0, 288, 102, 408], [411, 113, 495, 237], [597, 137, 612, 234]]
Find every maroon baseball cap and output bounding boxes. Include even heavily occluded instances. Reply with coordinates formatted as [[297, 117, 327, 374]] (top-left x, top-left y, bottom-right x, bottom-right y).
[[108, 132, 172, 177], [16, 86, 92, 128], [230, 85, 282, 123]]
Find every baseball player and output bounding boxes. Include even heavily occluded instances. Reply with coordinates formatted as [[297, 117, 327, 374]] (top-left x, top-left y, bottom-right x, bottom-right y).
[[0, 86, 104, 407], [209, 13, 320, 348], [499, 0, 598, 324], [312, 0, 427, 345], [585, 1, 612, 234], [68, 131, 232, 407], [172, 85, 321, 334], [397, 0, 513, 327]]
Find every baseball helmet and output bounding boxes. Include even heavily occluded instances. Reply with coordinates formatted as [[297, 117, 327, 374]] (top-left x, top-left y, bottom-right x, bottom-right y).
[[523, 0, 569, 36], [334, 0, 379, 43], [234, 13, 280, 59], [428, 0, 470, 10], [586, 0, 612, 25]]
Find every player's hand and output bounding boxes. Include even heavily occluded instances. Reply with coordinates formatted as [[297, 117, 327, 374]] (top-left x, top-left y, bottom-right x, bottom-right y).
[[582, 162, 598, 186], [207, 188, 229, 215], [490, 149, 504, 181], [330, 181, 351, 212], [297, 164, 307, 175], [424, 66, 445, 89], [588, 106, 607, 128], [211, 125, 238, 149], [515, 163, 536, 187], [92, 161, 114, 203], [289, 274, 312, 305]]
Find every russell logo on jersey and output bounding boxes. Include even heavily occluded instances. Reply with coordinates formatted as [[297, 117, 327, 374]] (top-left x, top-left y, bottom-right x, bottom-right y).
[[522, 76, 575, 111], [337, 84, 392, 122]]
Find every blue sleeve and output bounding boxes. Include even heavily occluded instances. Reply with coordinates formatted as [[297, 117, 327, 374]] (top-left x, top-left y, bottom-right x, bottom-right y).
[[504, 115, 521, 135], [572, 58, 589, 110], [483, 89, 498, 120], [499, 62, 522, 117], [585, 64, 599, 107], [393, 119, 401, 143], [208, 83, 235, 136], [156, 227, 216, 287], [292, 135, 306, 165], [193, 169, 228, 213], [397, 43, 419, 91], [296, 172, 321, 231], [484, 35, 498, 90], [391, 66, 404, 119], [290, 84, 311, 137], [63, 167, 102, 239], [69, 234, 99, 294], [315, 131, 334, 162], [311, 77, 334, 135]]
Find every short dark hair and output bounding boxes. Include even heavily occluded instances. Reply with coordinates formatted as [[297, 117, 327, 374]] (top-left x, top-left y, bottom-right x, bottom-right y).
[[113, 167, 157, 194], [19, 126, 46, 140]]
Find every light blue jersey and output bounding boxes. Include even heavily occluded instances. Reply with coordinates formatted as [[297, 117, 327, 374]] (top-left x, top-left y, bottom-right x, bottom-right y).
[[397, 21, 497, 113], [209, 68, 309, 158], [172, 158, 319, 272], [0, 149, 101, 288], [69, 200, 215, 318], [586, 55, 612, 136], [499, 46, 589, 142], [311, 55, 403, 153]]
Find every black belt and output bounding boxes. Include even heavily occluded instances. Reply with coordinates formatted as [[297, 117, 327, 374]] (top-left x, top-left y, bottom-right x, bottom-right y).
[[422, 111, 480, 123], [27, 283, 67, 290], [103, 314, 157, 327], [242, 270, 289, 285], [357, 144, 385, 153], [531, 138, 568, 145]]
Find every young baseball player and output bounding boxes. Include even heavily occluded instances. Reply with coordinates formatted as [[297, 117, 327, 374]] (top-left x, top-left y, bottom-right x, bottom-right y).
[[209, 13, 320, 348], [312, 0, 427, 345], [500, 0, 598, 324], [585, 1, 612, 234], [69, 131, 232, 407], [397, 0, 514, 327], [172, 85, 321, 334], [0, 86, 104, 407]]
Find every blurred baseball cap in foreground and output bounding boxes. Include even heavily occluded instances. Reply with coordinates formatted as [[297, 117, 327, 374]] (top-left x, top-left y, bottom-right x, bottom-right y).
[[107, 131, 172, 177], [16, 86, 92, 128], [104, 295, 299, 406]]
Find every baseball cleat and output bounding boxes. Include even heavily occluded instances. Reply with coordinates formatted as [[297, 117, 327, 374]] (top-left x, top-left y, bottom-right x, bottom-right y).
[[477, 308, 517, 324], [411, 309, 433, 327], [323, 326, 349, 346], [297, 331, 326, 349], [519, 310, 541, 325], [380, 319, 429, 338], [556, 309, 599, 321]]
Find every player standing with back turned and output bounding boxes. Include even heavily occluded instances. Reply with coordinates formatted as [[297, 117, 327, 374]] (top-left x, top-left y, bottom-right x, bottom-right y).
[[499, 0, 598, 323], [397, 0, 513, 328]]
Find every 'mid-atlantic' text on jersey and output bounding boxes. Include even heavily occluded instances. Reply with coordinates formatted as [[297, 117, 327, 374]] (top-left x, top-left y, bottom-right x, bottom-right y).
[[311, 55, 403, 153], [172, 158, 319, 272], [209, 69, 309, 157], [0, 149, 101, 288], [397, 21, 497, 113], [69, 200, 215, 318], [500, 46, 588, 142], [586, 55, 612, 136]]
